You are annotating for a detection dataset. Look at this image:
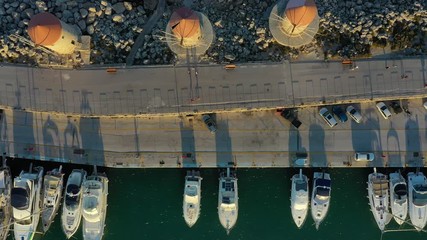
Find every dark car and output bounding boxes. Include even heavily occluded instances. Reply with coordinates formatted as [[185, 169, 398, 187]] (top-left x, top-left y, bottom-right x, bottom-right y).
[[390, 101, 403, 114], [280, 109, 302, 129], [332, 106, 348, 123]]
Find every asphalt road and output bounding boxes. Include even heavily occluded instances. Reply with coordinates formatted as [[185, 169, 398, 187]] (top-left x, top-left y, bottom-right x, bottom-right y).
[[0, 57, 425, 115]]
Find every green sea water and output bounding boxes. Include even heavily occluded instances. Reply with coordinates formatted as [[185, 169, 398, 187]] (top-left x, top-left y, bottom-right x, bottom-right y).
[[6, 160, 427, 240]]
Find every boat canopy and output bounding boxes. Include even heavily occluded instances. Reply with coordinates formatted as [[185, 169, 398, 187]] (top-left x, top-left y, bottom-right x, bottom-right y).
[[83, 196, 99, 215], [315, 187, 330, 198], [413, 185, 427, 206], [65, 184, 80, 210], [185, 185, 198, 197], [11, 187, 30, 210], [315, 179, 331, 188], [394, 183, 407, 198], [373, 179, 389, 196], [0, 171, 5, 189]]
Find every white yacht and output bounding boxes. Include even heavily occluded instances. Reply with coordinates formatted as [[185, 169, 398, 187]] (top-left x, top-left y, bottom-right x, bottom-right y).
[[0, 162, 12, 240], [311, 172, 331, 229], [218, 168, 238, 234], [389, 171, 408, 225], [41, 166, 64, 232], [61, 169, 87, 239], [367, 168, 391, 231], [291, 169, 309, 228], [407, 170, 427, 231], [11, 165, 44, 240], [82, 166, 108, 240], [183, 170, 202, 227]]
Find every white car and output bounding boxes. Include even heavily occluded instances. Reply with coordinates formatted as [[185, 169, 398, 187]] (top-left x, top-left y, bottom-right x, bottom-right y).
[[423, 101, 427, 110], [376, 102, 392, 119], [354, 152, 375, 161], [202, 115, 217, 133], [346, 105, 362, 123], [319, 107, 338, 128]]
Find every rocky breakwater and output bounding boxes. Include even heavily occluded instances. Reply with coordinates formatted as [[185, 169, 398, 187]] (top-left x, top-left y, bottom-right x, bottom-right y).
[[0, 0, 425, 66], [0, 0, 173, 65]]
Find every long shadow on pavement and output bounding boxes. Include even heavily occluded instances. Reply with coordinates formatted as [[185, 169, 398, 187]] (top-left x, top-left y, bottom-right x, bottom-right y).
[[308, 123, 327, 167], [215, 119, 233, 168], [79, 117, 104, 166], [42, 115, 62, 161], [405, 116, 422, 166], [179, 119, 196, 168], [13, 110, 35, 160]]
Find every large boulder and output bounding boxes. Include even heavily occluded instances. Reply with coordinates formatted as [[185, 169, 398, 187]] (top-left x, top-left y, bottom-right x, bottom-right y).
[[112, 2, 125, 14], [144, 0, 158, 11]]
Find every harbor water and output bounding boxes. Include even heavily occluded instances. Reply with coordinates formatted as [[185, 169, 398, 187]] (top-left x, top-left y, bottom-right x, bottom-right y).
[[6, 159, 427, 240]]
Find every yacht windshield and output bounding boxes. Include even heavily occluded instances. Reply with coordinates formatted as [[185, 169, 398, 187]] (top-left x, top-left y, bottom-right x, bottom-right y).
[[65, 184, 80, 210], [413, 185, 427, 206], [11, 187, 30, 210], [295, 180, 307, 191]]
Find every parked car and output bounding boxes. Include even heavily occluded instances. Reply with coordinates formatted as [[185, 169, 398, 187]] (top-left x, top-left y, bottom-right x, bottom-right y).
[[346, 105, 362, 123], [423, 101, 427, 110], [354, 152, 375, 162], [376, 102, 392, 119], [319, 107, 338, 128], [332, 106, 348, 123], [390, 101, 403, 114], [280, 109, 302, 129], [202, 114, 217, 133]]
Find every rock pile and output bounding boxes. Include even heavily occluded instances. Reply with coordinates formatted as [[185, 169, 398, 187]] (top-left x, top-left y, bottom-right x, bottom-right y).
[[0, 0, 425, 66]]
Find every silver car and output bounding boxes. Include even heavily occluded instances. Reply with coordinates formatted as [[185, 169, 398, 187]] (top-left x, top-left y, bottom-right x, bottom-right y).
[[319, 107, 338, 128], [376, 102, 392, 119], [354, 152, 374, 161], [346, 105, 362, 123], [202, 115, 217, 133]]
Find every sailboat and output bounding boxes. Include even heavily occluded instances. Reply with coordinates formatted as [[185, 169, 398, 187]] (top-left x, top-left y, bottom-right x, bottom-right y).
[[183, 170, 202, 227], [367, 168, 391, 231], [407, 170, 427, 231], [218, 168, 238, 234], [41, 165, 64, 232], [82, 166, 109, 240], [11, 164, 44, 240], [311, 172, 331, 229], [61, 169, 87, 239], [291, 169, 309, 228], [389, 170, 408, 225], [0, 161, 12, 240]]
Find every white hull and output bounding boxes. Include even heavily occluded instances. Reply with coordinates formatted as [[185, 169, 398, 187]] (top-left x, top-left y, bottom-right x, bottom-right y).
[[82, 169, 108, 240], [311, 172, 331, 229], [0, 167, 12, 240], [12, 166, 44, 240], [61, 169, 87, 239], [367, 169, 391, 231], [389, 172, 408, 225], [218, 169, 238, 234], [183, 171, 202, 227], [407, 171, 427, 231], [291, 169, 309, 228], [42, 166, 64, 232]]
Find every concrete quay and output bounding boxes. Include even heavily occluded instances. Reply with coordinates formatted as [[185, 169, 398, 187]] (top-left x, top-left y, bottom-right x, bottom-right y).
[[1, 98, 426, 168]]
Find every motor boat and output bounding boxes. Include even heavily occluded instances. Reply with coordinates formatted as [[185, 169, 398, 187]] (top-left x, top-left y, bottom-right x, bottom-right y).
[[11, 164, 44, 240], [367, 168, 391, 231], [61, 169, 87, 239], [0, 161, 12, 240], [82, 166, 109, 240], [183, 170, 202, 227], [291, 169, 309, 228], [311, 172, 331, 229], [218, 168, 238, 234], [41, 166, 64, 232], [407, 170, 427, 231], [389, 171, 408, 225]]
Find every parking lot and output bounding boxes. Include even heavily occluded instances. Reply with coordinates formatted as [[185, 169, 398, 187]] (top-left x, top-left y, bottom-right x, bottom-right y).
[[2, 97, 427, 168]]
